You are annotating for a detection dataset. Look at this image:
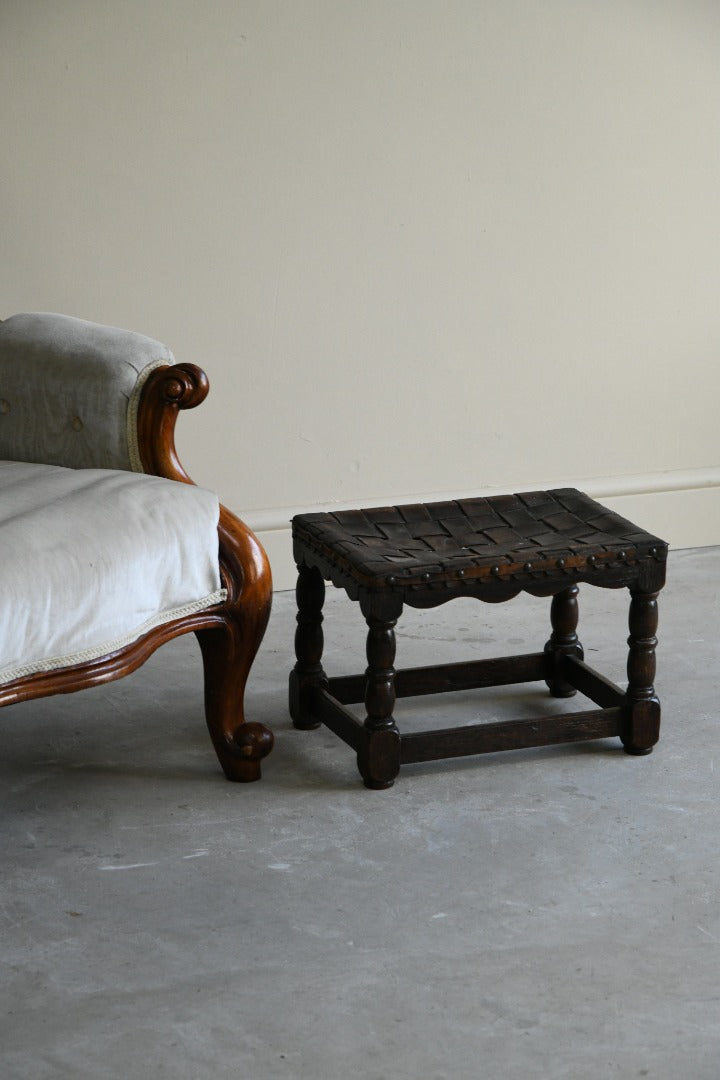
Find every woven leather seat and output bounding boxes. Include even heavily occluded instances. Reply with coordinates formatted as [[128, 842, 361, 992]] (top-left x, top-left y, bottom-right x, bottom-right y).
[[294, 489, 665, 589], [290, 490, 668, 788]]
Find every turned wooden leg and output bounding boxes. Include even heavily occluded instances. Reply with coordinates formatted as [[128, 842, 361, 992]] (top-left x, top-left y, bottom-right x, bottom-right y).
[[289, 564, 327, 730], [544, 585, 584, 697], [623, 588, 661, 755], [357, 615, 401, 790], [196, 609, 273, 782]]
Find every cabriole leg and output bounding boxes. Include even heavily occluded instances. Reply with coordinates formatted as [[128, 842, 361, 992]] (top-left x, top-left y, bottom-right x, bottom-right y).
[[544, 585, 584, 697], [196, 613, 273, 782], [623, 588, 661, 755], [357, 615, 401, 790], [289, 564, 327, 730]]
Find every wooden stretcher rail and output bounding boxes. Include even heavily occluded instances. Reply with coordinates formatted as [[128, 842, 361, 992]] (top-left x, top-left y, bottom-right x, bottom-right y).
[[313, 687, 363, 751], [562, 655, 626, 708], [328, 652, 549, 705], [399, 707, 624, 764]]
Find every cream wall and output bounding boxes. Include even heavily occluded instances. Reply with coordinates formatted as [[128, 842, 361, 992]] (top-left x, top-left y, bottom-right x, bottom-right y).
[[2, 0, 719, 589]]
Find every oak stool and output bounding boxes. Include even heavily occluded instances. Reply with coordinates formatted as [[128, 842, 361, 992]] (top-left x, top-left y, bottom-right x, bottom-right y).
[[289, 489, 667, 788]]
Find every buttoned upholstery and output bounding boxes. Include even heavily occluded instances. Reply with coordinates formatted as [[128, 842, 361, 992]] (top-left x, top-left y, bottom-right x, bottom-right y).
[[0, 312, 173, 471]]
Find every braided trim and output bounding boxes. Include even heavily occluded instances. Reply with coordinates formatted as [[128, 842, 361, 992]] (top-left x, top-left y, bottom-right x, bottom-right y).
[[0, 588, 227, 685]]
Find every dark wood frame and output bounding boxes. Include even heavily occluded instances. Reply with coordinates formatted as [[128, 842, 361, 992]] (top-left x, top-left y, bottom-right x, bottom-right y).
[[0, 363, 273, 781], [290, 502, 666, 789]]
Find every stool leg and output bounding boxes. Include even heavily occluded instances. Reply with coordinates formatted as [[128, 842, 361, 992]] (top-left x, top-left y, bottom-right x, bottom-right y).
[[357, 615, 401, 789], [623, 588, 661, 755], [544, 585, 584, 697], [289, 565, 327, 730]]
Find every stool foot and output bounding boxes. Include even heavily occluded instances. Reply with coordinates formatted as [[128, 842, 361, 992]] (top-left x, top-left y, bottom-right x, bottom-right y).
[[624, 744, 653, 757], [621, 698, 661, 754], [544, 586, 583, 697], [622, 589, 661, 754], [289, 670, 322, 729], [357, 727, 401, 789], [290, 565, 327, 730], [548, 685, 578, 700], [357, 612, 401, 788]]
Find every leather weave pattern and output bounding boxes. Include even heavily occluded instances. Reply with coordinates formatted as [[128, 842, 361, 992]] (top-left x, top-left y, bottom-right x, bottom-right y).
[[293, 488, 668, 587]]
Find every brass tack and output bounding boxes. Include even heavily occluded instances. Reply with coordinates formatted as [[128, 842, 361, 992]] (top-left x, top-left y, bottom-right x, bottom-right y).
[[491, 565, 501, 576], [556, 558, 565, 569], [588, 555, 596, 566], [650, 547, 658, 557], [422, 572, 431, 582], [618, 550, 627, 561], [523, 561, 533, 572], [386, 575, 396, 586], [457, 568, 465, 578]]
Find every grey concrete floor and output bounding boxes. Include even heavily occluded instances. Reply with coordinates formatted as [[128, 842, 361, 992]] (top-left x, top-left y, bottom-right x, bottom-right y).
[[1, 547, 719, 1079]]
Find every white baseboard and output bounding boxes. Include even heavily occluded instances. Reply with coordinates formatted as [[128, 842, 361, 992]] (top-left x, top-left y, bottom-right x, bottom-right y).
[[246, 467, 720, 592]]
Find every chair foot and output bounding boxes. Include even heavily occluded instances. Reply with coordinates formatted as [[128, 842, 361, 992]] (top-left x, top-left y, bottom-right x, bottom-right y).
[[193, 506, 273, 780], [196, 589, 272, 780], [216, 722, 275, 781]]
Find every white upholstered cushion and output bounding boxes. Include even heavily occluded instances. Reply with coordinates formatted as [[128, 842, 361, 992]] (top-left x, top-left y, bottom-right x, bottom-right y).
[[0, 461, 226, 685]]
